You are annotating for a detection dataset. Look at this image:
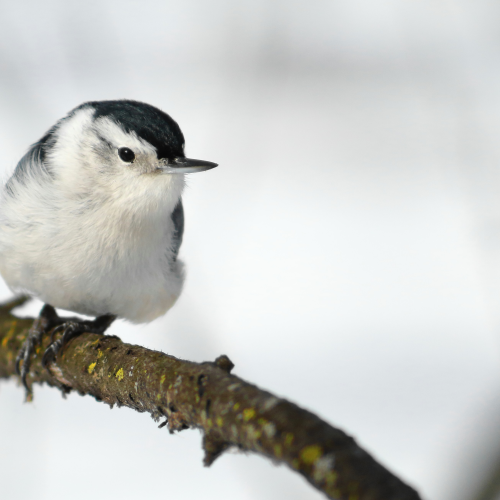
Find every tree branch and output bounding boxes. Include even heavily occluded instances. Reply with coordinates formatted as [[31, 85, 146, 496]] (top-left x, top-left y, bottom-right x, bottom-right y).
[[0, 297, 420, 500]]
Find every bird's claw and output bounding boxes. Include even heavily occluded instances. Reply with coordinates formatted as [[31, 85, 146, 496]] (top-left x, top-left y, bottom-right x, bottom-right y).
[[16, 306, 116, 399], [15, 304, 63, 397], [41, 322, 81, 368], [15, 331, 39, 392]]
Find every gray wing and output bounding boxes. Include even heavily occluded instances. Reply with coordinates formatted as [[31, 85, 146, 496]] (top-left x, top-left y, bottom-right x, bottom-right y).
[[5, 123, 61, 197], [170, 199, 184, 261], [5, 142, 49, 196]]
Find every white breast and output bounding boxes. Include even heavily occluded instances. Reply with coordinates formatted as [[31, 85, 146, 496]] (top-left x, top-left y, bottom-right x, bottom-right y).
[[0, 161, 186, 323]]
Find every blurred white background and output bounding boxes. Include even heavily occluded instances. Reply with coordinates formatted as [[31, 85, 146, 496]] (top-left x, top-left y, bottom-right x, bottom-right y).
[[1, 1, 500, 499]]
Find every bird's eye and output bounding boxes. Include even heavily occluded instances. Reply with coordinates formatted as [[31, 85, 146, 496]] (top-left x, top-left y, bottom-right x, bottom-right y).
[[118, 147, 135, 163]]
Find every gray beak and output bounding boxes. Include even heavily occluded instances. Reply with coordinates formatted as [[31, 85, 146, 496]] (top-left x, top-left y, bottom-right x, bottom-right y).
[[159, 157, 218, 174]]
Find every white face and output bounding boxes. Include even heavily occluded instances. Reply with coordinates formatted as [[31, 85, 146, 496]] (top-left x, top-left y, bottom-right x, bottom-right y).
[[45, 107, 185, 210], [92, 114, 167, 175]]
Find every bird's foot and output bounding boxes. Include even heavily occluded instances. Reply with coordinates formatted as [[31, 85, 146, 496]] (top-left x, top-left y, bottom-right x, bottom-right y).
[[15, 305, 115, 399], [15, 304, 63, 396], [41, 314, 116, 368]]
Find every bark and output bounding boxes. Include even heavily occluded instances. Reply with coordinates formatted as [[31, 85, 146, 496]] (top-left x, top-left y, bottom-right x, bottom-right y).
[[0, 296, 420, 500]]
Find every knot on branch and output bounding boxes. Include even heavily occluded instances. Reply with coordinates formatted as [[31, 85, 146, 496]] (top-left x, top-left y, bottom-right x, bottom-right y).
[[214, 354, 234, 374], [203, 431, 231, 466]]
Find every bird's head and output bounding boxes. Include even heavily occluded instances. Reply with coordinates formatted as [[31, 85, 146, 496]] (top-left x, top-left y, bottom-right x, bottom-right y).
[[33, 100, 217, 210]]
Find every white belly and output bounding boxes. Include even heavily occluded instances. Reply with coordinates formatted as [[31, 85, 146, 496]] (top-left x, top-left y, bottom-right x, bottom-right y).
[[0, 198, 184, 323]]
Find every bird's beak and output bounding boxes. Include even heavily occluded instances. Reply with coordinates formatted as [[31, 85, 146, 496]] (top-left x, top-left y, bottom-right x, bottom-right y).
[[158, 157, 218, 174]]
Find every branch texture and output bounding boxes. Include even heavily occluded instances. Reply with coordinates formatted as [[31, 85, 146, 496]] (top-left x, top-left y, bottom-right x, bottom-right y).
[[0, 297, 420, 500]]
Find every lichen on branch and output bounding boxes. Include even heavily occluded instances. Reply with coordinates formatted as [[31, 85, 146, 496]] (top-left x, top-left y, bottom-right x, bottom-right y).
[[0, 297, 420, 500]]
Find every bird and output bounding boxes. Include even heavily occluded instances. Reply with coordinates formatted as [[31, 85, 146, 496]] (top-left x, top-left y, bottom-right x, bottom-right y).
[[0, 99, 217, 394]]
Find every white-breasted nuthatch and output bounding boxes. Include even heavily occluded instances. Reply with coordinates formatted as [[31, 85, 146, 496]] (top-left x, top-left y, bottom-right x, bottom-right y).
[[0, 100, 217, 393]]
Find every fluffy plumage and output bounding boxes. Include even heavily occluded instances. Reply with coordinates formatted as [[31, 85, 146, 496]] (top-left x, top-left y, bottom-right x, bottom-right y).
[[0, 100, 215, 323]]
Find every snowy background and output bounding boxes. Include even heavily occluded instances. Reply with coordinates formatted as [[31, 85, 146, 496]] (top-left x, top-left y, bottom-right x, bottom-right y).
[[1, 1, 500, 499]]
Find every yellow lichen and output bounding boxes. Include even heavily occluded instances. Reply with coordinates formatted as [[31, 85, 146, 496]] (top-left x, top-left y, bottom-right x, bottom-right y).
[[217, 417, 224, 427], [247, 426, 261, 439], [1, 320, 16, 347], [300, 445, 322, 465], [284, 433, 294, 446], [157, 394, 161, 401], [243, 408, 255, 421], [233, 403, 240, 410], [160, 374, 166, 384], [326, 471, 338, 486], [97, 350, 103, 359], [87, 362, 97, 374], [116, 368, 124, 381]]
